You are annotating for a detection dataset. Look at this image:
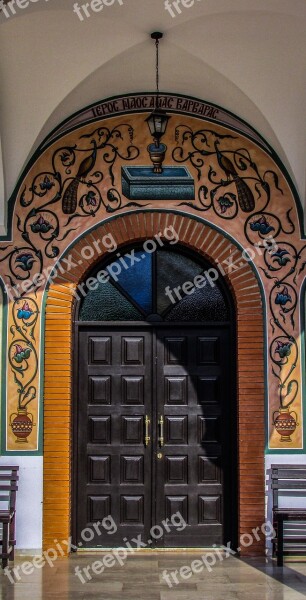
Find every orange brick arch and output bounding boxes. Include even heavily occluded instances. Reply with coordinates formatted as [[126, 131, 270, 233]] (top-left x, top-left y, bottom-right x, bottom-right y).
[[43, 211, 265, 555]]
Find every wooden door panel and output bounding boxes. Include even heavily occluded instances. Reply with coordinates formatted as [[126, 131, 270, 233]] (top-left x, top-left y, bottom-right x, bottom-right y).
[[76, 324, 236, 549], [76, 327, 152, 548], [155, 327, 233, 548], [165, 456, 188, 484], [89, 336, 112, 364], [121, 456, 144, 483], [122, 376, 144, 405], [197, 336, 220, 364], [164, 376, 188, 405], [88, 375, 111, 404]]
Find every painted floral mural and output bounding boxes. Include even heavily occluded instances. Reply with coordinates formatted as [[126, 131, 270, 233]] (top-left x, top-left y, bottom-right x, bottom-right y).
[[0, 93, 305, 451]]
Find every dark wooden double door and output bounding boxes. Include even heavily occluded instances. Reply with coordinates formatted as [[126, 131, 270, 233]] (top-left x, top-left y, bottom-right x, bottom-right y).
[[75, 325, 236, 548]]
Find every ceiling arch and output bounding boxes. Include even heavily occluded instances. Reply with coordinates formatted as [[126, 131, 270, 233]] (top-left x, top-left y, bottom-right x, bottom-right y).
[[0, 0, 305, 233]]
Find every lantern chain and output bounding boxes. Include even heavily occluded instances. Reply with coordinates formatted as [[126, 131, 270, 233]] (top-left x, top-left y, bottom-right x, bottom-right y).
[[156, 38, 159, 107]]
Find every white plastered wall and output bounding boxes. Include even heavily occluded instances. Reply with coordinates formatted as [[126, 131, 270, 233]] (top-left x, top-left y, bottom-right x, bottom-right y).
[[0, 456, 43, 550]]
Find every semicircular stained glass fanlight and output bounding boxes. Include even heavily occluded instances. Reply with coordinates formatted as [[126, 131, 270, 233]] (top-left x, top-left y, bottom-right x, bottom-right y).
[[79, 247, 229, 322]]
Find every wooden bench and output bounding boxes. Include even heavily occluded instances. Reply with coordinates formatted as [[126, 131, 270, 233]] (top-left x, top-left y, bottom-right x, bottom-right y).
[[271, 464, 306, 566], [0, 466, 19, 569]]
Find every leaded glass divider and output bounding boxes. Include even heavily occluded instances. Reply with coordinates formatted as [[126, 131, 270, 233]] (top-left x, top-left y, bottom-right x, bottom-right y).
[[79, 245, 230, 322]]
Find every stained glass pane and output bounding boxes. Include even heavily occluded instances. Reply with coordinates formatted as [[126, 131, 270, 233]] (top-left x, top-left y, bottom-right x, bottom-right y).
[[79, 245, 230, 322], [165, 285, 229, 322], [107, 250, 152, 314], [157, 251, 203, 314], [79, 279, 143, 321]]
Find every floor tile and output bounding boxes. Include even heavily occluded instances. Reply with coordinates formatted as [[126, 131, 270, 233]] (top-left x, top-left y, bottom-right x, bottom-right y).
[[1, 553, 306, 600]]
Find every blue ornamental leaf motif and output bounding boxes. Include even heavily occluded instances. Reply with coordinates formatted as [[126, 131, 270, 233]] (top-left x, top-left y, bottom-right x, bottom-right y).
[[13, 344, 31, 364], [15, 253, 36, 272], [31, 215, 53, 234], [40, 176, 54, 192], [250, 216, 275, 235], [17, 302, 33, 320], [217, 195, 234, 214], [60, 151, 72, 165], [271, 248, 291, 266], [85, 191, 97, 207], [275, 286, 292, 306], [275, 340, 292, 358]]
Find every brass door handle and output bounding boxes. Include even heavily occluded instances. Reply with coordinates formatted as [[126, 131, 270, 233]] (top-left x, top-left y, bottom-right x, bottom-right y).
[[144, 415, 151, 447], [158, 415, 164, 447]]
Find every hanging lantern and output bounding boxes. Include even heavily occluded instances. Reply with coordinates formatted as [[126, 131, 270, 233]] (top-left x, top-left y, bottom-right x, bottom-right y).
[[146, 32, 170, 172]]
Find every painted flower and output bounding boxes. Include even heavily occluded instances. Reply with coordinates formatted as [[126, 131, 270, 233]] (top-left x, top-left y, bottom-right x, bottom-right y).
[[275, 340, 292, 359], [250, 216, 275, 235], [15, 253, 36, 272], [13, 344, 31, 363], [60, 150, 73, 166], [218, 195, 234, 214], [271, 248, 291, 266], [39, 176, 54, 192], [85, 191, 97, 207], [275, 286, 292, 306], [17, 302, 33, 320], [31, 215, 53, 234]]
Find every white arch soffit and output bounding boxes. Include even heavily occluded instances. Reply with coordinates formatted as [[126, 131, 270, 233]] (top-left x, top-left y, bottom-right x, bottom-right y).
[[0, 26, 301, 189], [1, 0, 305, 23], [0, 0, 305, 229], [170, 10, 306, 201], [37, 40, 280, 152], [0, 134, 5, 236], [1, 1, 305, 158], [0, 3, 304, 167]]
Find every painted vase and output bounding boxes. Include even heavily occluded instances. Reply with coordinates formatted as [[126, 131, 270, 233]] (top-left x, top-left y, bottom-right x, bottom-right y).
[[147, 143, 167, 173], [10, 409, 35, 443], [273, 407, 299, 442]]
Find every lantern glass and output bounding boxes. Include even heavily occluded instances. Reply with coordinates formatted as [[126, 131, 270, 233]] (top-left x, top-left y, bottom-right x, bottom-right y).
[[146, 109, 169, 144]]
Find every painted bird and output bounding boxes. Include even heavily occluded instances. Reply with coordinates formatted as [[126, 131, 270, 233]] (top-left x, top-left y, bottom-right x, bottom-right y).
[[62, 141, 97, 214], [214, 140, 255, 213]]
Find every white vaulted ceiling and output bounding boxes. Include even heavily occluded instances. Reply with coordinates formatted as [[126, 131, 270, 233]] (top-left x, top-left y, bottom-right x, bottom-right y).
[[0, 0, 305, 233]]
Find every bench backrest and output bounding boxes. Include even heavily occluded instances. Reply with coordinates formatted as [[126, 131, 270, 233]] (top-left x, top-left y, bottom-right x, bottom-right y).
[[0, 466, 19, 512], [271, 464, 306, 509]]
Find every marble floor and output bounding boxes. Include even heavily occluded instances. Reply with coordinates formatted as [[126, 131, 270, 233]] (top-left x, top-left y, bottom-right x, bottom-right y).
[[0, 552, 306, 600]]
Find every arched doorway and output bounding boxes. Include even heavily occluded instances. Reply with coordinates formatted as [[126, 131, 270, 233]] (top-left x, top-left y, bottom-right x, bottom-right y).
[[73, 243, 237, 549], [43, 212, 265, 555]]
